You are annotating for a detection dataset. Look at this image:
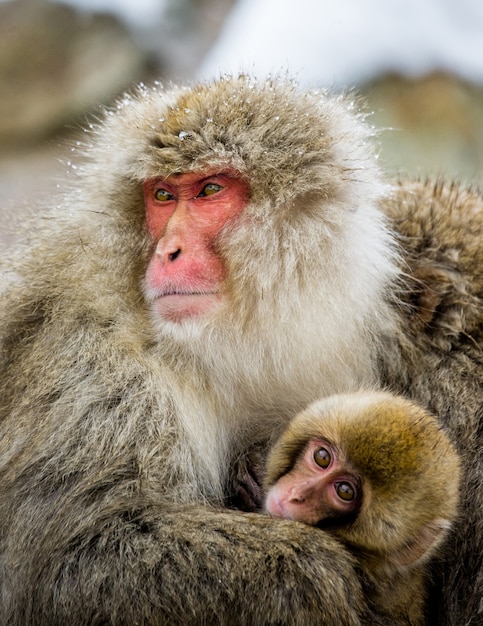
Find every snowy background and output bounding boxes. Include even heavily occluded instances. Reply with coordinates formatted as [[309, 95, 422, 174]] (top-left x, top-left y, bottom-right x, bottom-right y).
[[1, 0, 483, 243], [201, 0, 483, 87], [52, 0, 483, 87]]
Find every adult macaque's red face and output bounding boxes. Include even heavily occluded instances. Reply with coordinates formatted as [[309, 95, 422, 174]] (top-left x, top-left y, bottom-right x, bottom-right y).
[[143, 171, 249, 322]]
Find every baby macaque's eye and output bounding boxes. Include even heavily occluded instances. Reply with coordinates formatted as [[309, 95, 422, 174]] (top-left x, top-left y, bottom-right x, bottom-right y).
[[335, 482, 356, 501], [314, 447, 331, 468]]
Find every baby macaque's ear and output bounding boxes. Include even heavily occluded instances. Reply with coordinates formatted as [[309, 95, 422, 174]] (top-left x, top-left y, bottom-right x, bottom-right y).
[[389, 518, 453, 568]]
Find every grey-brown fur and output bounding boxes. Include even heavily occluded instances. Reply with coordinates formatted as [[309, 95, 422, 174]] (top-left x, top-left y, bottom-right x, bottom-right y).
[[380, 179, 483, 624], [0, 75, 481, 625]]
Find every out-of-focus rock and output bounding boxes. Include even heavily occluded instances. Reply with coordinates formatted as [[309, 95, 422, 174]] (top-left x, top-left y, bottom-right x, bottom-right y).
[[0, 0, 148, 146], [362, 73, 483, 182]]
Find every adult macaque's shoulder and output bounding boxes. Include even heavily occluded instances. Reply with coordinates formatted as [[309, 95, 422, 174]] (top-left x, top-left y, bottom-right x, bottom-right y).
[[381, 179, 483, 346]]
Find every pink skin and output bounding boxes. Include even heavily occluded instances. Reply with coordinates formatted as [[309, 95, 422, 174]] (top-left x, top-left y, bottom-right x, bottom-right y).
[[144, 171, 249, 322], [265, 439, 360, 526]]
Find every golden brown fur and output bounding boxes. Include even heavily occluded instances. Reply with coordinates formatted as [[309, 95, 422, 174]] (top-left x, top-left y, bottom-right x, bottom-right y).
[[0, 75, 481, 625], [264, 391, 462, 625]]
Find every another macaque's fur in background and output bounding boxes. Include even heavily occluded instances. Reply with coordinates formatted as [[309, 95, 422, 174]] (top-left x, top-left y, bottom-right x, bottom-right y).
[[0, 75, 481, 625], [264, 391, 462, 625]]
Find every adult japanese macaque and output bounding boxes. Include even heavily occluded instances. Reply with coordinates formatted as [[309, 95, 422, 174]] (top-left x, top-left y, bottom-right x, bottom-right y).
[[0, 75, 481, 625], [264, 391, 461, 625]]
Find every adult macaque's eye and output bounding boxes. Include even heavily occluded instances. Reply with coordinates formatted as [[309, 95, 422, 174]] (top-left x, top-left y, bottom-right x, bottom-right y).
[[314, 447, 331, 468], [199, 183, 223, 197], [154, 189, 174, 202]]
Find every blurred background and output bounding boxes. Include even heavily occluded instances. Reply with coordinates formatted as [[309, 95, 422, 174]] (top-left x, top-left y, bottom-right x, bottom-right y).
[[1, 0, 483, 244]]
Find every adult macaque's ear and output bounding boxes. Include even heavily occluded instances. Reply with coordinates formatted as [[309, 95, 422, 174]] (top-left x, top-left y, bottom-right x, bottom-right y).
[[389, 518, 452, 567]]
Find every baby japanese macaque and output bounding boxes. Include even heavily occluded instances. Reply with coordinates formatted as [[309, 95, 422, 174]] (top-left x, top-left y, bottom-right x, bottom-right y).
[[264, 391, 461, 625]]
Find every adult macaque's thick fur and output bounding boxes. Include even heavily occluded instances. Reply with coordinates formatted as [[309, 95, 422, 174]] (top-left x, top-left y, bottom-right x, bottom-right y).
[[0, 76, 481, 625]]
